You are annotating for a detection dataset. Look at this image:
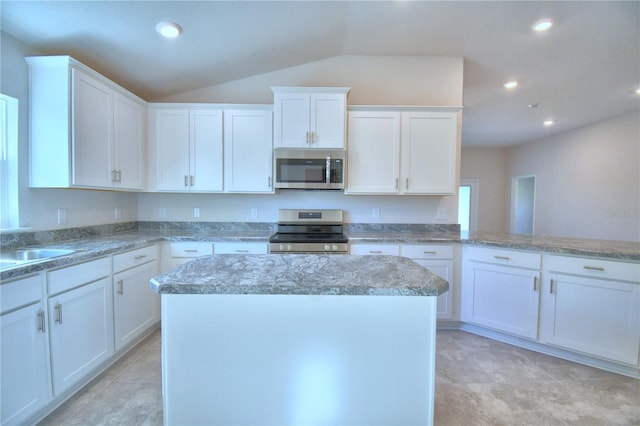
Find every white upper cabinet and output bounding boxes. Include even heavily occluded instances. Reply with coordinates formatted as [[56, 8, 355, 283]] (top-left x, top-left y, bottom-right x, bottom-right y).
[[153, 106, 223, 192], [223, 108, 274, 193], [26, 56, 146, 191], [272, 87, 349, 149], [346, 108, 459, 195]]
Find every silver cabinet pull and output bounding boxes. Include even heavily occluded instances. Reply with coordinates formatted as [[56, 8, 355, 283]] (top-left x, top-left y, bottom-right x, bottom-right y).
[[494, 255, 510, 260], [184, 249, 198, 253], [134, 254, 147, 260], [533, 276, 537, 291], [184, 175, 189, 186], [37, 309, 46, 332], [584, 265, 605, 271], [235, 250, 249, 253], [117, 279, 124, 295], [55, 303, 62, 324], [405, 178, 409, 190], [369, 250, 382, 254], [117, 169, 122, 183], [549, 279, 554, 294], [423, 251, 437, 255], [190, 175, 195, 186], [395, 178, 399, 190], [111, 169, 117, 182], [305, 131, 310, 144], [268, 176, 272, 187]]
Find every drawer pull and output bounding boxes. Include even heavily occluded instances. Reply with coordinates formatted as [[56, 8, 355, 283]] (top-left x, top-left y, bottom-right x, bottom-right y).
[[494, 256, 510, 260], [424, 251, 437, 255], [37, 310, 46, 332], [134, 254, 147, 260], [583, 265, 605, 272], [55, 303, 62, 324], [184, 249, 199, 253], [235, 250, 249, 253], [369, 250, 382, 254]]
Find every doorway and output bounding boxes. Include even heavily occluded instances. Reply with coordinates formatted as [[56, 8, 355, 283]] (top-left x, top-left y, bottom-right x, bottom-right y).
[[459, 179, 479, 237], [511, 175, 536, 235]]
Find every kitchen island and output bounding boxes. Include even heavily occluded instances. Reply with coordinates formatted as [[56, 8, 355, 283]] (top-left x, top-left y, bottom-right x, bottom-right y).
[[150, 254, 449, 426]]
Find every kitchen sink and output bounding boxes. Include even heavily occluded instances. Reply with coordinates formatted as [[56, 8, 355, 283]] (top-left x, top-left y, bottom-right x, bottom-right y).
[[0, 248, 78, 268]]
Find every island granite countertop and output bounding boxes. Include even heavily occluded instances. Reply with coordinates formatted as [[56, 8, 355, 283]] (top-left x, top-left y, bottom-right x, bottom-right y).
[[150, 254, 449, 296]]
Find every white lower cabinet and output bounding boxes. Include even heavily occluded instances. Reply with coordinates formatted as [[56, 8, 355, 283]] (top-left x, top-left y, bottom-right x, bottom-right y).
[[1, 275, 50, 426], [402, 245, 454, 320], [47, 258, 114, 396], [113, 246, 159, 351], [461, 246, 541, 339], [540, 255, 640, 365], [169, 242, 214, 268]]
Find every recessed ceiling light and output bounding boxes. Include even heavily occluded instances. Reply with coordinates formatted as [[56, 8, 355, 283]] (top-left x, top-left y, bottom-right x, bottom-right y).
[[533, 19, 553, 31], [543, 120, 554, 126], [156, 21, 182, 38], [504, 81, 518, 89], [636, 88, 640, 94]]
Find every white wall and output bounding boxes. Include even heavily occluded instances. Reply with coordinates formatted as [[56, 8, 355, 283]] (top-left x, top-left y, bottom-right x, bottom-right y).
[[507, 111, 640, 242], [460, 147, 509, 233], [1, 32, 138, 231]]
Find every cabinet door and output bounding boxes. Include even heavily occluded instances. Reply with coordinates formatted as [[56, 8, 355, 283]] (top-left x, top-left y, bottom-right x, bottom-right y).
[[413, 259, 454, 320], [346, 111, 400, 194], [400, 111, 457, 194], [190, 109, 223, 192], [113, 261, 158, 351], [48, 277, 114, 395], [541, 274, 640, 365], [224, 109, 273, 193], [72, 69, 113, 188], [462, 262, 540, 339], [273, 93, 310, 148], [310, 93, 346, 148], [1, 304, 50, 425], [113, 93, 144, 190], [156, 109, 191, 191]]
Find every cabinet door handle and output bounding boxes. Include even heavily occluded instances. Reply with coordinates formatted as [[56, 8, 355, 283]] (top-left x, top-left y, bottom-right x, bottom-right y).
[[134, 254, 147, 260], [117, 169, 122, 183], [369, 250, 382, 254], [311, 131, 316, 144], [423, 251, 437, 255], [306, 131, 310, 144], [190, 175, 195, 186], [405, 178, 409, 190], [184, 249, 198, 253], [117, 279, 124, 295], [55, 303, 62, 324], [549, 279, 554, 294], [533, 276, 537, 292], [494, 255, 510, 260], [583, 265, 605, 271], [268, 176, 272, 188], [235, 250, 249, 253], [111, 169, 117, 182], [184, 175, 189, 187], [37, 309, 46, 332], [395, 178, 399, 190]]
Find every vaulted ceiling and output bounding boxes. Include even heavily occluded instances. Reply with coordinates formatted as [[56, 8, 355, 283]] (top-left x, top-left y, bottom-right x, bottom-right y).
[[2, 1, 639, 147]]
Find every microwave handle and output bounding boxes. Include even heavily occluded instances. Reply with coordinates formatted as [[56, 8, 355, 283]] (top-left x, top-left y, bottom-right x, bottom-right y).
[[326, 156, 331, 185]]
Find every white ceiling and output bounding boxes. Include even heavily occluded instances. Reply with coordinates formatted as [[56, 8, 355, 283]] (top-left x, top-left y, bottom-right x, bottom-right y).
[[1, 1, 639, 147]]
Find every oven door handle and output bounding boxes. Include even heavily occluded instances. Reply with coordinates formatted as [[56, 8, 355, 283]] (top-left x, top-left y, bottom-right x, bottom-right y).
[[326, 156, 331, 186]]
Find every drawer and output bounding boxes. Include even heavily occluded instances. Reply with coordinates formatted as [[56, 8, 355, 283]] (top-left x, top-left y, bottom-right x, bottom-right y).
[[401, 244, 453, 259], [544, 255, 640, 283], [48, 257, 111, 295], [465, 246, 540, 270], [170, 242, 213, 258], [213, 242, 267, 254], [113, 245, 157, 273], [1, 274, 43, 314], [350, 244, 400, 256]]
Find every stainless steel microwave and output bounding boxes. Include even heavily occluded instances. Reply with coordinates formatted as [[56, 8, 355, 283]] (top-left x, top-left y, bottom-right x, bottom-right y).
[[274, 149, 345, 190]]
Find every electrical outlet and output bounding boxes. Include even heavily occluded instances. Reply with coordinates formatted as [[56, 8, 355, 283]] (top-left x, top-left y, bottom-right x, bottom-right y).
[[114, 207, 122, 219], [57, 208, 68, 225], [372, 208, 380, 219], [194, 208, 200, 218], [158, 207, 166, 218], [250, 208, 258, 219]]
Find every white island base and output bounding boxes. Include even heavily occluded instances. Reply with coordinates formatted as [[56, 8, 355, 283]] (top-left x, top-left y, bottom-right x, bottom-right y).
[[161, 293, 438, 426]]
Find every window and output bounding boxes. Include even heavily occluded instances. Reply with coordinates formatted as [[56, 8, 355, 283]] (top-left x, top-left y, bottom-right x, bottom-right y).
[[458, 179, 479, 237], [1, 94, 19, 230]]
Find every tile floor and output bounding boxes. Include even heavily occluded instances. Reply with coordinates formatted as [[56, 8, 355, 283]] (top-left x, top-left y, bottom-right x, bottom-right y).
[[39, 329, 639, 426]]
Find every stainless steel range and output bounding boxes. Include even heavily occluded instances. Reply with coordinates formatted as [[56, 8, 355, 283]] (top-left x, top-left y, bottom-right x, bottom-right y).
[[269, 209, 349, 254]]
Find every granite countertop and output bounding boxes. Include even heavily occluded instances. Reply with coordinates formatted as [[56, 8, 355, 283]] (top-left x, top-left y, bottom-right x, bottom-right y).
[[150, 254, 449, 296]]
